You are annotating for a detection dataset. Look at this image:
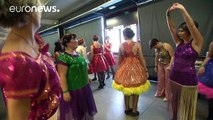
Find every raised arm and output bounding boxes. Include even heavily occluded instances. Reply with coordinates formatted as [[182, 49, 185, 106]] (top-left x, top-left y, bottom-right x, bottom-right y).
[[166, 9, 181, 45], [169, 3, 204, 54]]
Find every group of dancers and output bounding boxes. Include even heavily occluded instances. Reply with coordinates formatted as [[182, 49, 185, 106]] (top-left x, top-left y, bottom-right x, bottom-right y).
[[0, 0, 212, 120]]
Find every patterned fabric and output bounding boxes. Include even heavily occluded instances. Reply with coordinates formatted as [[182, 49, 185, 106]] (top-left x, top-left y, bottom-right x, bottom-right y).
[[157, 45, 171, 65], [0, 52, 60, 120], [91, 45, 108, 72], [104, 43, 116, 66], [112, 42, 150, 95], [57, 52, 88, 91], [170, 40, 198, 85], [170, 81, 197, 120]]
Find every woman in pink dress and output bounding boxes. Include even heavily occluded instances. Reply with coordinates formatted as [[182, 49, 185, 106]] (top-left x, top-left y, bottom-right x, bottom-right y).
[[91, 35, 109, 89], [198, 42, 213, 120], [0, 1, 60, 120], [104, 36, 116, 79]]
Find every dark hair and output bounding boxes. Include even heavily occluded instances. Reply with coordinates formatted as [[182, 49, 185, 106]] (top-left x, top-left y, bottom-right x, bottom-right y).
[[123, 28, 135, 39], [178, 21, 199, 35], [62, 34, 77, 47], [54, 41, 63, 53], [149, 38, 159, 49], [78, 38, 85, 45], [0, 0, 40, 27], [105, 36, 109, 40], [93, 35, 99, 41]]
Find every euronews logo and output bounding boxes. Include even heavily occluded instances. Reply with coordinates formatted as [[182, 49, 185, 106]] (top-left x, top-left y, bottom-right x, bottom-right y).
[[9, 5, 60, 13]]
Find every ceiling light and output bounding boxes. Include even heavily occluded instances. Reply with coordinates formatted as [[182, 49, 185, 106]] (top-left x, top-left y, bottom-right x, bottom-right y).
[[109, 6, 116, 10]]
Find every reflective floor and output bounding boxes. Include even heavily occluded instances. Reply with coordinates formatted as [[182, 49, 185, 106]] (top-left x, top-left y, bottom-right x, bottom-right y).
[[0, 74, 208, 120], [90, 75, 208, 120]]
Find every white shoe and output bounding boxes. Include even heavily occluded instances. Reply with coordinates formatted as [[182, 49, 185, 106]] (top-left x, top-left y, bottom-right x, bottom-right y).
[[163, 98, 167, 102]]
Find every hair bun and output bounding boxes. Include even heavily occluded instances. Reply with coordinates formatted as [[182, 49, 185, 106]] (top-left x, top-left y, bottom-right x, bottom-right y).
[[123, 28, 135, 39], [93, 35, 99, 40]]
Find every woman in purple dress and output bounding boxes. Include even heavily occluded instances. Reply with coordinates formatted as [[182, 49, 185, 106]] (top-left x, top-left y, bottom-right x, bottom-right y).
[[166, 3, 204, 120], [198, 42, 213, 120], [0, 1, 60, 120]]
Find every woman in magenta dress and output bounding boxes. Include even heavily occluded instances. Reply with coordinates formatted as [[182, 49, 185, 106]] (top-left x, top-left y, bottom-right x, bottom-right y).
[[167, 3, 204, 120], [0, 1, 60, 120], [91, 35, 109, 89], [104, 36, 116, 79], [198, 42, 213, 120]]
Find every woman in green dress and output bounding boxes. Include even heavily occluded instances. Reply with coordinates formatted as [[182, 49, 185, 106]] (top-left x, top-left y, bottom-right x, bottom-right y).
[[57, 34, 97, 120]]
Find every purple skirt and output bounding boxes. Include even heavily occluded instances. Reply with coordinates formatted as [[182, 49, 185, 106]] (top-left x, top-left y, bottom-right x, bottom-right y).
[[59, 84, 97, 120]]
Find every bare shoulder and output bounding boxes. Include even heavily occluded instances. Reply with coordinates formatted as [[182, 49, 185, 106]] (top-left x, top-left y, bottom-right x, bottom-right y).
[[164, 42, 171, 47], [119, 42, 124, 47], [135, 42, 141, 48], [164, 43, 173, 49], [209, 42, 213, 52], [210, 42, 213, 48]]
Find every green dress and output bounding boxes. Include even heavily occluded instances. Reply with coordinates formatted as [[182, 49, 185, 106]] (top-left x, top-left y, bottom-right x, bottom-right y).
[[58, 52, 88, 90]]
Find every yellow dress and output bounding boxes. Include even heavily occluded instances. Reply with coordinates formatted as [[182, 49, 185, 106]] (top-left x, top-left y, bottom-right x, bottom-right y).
[[112, 42, 150, 95]]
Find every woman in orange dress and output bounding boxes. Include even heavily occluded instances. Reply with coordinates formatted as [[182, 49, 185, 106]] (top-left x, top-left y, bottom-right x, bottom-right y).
[[112, 28, 150, 116]]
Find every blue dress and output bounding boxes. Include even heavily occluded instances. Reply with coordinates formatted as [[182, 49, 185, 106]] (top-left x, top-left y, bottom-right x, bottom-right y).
[[198, 58, 213, 99]]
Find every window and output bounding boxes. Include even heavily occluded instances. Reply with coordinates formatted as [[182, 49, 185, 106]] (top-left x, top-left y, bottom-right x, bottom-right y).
[[105, 24, 138, 53]]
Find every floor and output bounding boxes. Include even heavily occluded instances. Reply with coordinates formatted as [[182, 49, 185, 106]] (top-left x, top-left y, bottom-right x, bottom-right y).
[[0, 74, 209, 120]]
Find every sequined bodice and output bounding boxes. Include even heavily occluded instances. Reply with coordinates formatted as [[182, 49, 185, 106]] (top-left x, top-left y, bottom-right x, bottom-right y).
[[170, 41, 198, 85], [0, 52, 60, 119], [123, 42, 136, 57], [173, 42, 198, 71], [157, 45, 171, 65]]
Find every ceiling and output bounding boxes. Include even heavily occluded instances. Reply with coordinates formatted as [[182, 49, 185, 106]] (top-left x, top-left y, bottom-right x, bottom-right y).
[[42, 0, 96, 21], [39, 0, 141, 31], [40, 0, 121, 27], [0, 0, 152, 36]]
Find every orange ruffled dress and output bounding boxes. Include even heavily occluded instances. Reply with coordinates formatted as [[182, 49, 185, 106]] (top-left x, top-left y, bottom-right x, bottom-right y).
[[112, 42, 150, 95]]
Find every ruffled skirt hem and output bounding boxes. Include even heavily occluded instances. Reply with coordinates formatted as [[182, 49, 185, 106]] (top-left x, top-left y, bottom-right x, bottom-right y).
[[112, 80, 151, 95]]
